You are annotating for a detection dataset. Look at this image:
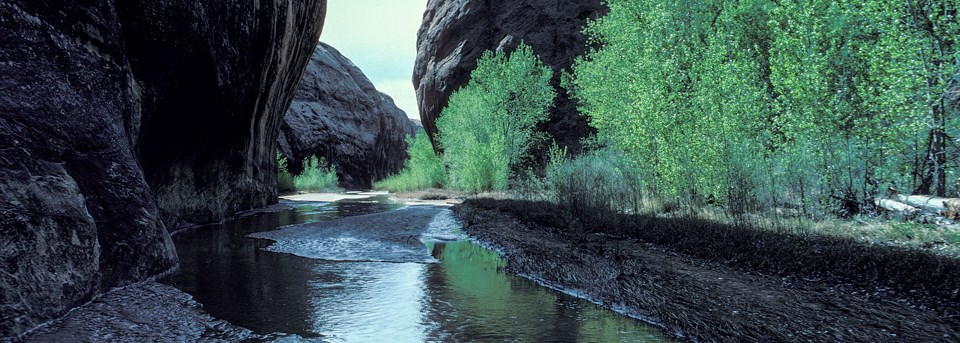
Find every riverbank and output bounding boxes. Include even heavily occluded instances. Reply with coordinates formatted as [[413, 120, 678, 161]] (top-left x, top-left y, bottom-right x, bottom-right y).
[[453, 199, 960, 342]]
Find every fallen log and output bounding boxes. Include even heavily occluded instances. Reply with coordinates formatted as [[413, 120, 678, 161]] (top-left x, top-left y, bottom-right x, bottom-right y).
[[895, 195, 953, 214], [873, 198, 920, 214], [876, 194, 960, 225]]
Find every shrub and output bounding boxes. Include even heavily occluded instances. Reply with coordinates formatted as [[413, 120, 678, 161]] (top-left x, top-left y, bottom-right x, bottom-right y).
[[292, 156, 339, 192], [374, 131, 446, 192], [277, 153, 296, 193], [546, 147, 646, 227]]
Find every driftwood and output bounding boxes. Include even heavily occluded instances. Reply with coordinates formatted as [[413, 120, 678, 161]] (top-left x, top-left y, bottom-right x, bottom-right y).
[[895, 195, 951, 214], [874, 194, 960, 224], [873, 198, 919, 214]]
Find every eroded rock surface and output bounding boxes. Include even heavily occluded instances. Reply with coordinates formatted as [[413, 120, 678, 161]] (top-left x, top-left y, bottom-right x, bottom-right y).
[[413, 0, 605, 151], [22, 282, 313, 343], [0, 0, 325, 338], [120, 1, 328, 228], [280, 42, 417, 190]]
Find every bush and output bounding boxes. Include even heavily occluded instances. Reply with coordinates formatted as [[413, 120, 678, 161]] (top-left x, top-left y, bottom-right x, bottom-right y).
[[292, 156, 339, 192], [546, 147, 646, 220], [277, 153, 296, 193], [374, 132, 446, 192], [437, 43, 555, 193]]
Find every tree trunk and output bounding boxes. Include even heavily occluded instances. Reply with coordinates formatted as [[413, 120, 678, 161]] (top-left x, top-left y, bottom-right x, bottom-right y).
[[916, 102, 948, 197]]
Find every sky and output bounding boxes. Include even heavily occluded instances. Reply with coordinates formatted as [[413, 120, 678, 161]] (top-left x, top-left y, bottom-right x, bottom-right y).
[[321, 0, 429, 120]]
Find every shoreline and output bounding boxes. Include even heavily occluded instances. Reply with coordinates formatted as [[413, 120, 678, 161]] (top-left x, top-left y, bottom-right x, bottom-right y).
[[452, 201, 960, 342]]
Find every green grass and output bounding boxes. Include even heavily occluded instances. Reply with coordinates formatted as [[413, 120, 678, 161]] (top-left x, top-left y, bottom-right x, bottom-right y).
[[546, 147, 646, 227]]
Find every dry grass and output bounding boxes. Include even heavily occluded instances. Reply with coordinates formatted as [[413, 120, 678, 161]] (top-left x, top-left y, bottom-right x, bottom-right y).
[[595, 196, 960, 258], [464, 198, 960, 308], [455, 204, 960, 342]]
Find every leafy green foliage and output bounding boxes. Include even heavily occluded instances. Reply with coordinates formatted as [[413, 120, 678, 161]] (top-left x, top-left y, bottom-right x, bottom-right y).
[[292, 156, 339, 192], [277, 153, 296, 193], [374, 132, 446, 192], [437, 44, 556, 192], [571, 0, 960, 215]]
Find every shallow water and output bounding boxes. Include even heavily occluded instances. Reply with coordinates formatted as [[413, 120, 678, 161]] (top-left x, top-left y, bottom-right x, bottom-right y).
[[163, 195, 670, 342]]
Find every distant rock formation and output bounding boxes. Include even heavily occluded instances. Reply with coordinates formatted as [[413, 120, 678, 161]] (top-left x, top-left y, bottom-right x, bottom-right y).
[[279, 42, 417, 189], [413, 0, 606, 151], [0, 0, 325, 338]]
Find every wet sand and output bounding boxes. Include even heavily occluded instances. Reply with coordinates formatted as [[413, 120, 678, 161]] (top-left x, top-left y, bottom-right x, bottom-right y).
[[246, 205, 455, 263]]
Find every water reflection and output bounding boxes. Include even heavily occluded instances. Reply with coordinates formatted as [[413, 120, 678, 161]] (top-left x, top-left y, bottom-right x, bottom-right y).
[[423, 242, 668, 342], [164, 196, 671, 342], [164, 196, 404, 338], [310, 262, 430, 342]]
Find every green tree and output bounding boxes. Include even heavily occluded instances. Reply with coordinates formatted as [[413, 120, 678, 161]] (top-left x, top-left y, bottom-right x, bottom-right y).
[[572, 0, 959, 216], [437, 43, 555, 192]]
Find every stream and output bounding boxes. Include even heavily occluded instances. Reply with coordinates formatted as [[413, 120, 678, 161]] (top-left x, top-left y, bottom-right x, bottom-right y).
[[161, 194, 670, 342]]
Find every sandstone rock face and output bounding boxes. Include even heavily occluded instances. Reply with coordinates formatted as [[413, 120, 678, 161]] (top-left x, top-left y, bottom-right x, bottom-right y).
[[118, 1, 327, 228], [0, 0, 325, 338], [413, 0, 605, 151], [279, 43, 417, 189]]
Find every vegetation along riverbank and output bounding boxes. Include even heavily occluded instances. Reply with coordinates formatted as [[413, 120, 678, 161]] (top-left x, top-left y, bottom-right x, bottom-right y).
[[372, 1, 960, 340]]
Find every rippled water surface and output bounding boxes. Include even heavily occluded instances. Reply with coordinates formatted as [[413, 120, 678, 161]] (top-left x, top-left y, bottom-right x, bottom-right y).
[[163, 195, 671, 342]]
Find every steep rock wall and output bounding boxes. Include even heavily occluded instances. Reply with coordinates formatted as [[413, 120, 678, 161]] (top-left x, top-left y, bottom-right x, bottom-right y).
[[279, 43, 417, 189], [413, 0, 605, 151], [0, 0, 325, 338], [118, 1, 327, 228]]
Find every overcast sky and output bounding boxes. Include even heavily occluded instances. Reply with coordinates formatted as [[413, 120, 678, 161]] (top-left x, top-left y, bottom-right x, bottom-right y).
[[321, 0, 429, 120]]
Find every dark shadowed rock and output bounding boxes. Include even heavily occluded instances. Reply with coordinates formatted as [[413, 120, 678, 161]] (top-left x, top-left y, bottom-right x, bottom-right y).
[[279, 42, 417, 190], [22, 282, 309, 342], [118, 1, 327, 228], [413, 0, 605, 152], [0, 0, 325, 338]]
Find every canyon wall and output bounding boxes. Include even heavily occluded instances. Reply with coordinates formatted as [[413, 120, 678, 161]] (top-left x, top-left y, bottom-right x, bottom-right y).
[[0, 0, 326, 338], [413, 0, 605, 151], [280, 43, 417, 190]]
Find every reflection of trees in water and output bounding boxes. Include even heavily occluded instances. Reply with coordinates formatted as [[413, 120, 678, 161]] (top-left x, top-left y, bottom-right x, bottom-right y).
[[425, 241, 667, 342], [423, 241, 582, 341]]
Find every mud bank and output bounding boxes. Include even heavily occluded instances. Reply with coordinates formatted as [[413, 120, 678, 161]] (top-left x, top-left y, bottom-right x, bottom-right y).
[[453, 203, 960, 342]]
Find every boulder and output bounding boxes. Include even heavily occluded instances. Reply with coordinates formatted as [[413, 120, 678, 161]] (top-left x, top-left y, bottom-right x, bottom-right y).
[[279, 42, 417, 189], [413, 0, 606, 152], [0, 0, 325, 338], [945, 199, 960, 220]]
